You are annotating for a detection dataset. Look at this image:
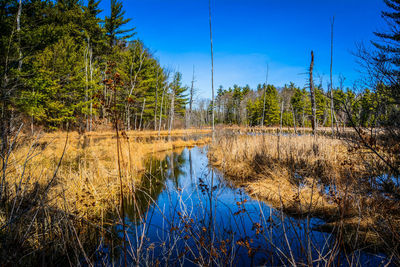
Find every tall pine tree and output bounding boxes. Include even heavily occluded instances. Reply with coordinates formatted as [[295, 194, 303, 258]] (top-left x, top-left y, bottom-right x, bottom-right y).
[[104, 0, 135, 48]]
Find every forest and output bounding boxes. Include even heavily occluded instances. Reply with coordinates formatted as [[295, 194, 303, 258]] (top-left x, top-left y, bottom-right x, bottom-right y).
[[1, 0, 400, 266], [0, 0, 388, 133]]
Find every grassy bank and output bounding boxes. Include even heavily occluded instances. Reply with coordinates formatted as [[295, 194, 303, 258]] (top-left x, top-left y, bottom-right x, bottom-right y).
[[208, 133, 400, 252], [6, 129, 211, 216], [0, 129, 211, 264]]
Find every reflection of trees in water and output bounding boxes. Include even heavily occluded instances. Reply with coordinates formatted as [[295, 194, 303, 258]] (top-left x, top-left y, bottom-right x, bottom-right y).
[[166, 150, 187, 188], [104, 146, 389, 266], [123, 150, 187, 222], [189, 149, 193, 182], [124, 157, 168, 222]]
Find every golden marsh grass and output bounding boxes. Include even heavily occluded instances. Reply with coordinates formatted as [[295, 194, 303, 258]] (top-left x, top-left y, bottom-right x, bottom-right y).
[[208, 133, 399, 247], [5, 129, 211, 219]]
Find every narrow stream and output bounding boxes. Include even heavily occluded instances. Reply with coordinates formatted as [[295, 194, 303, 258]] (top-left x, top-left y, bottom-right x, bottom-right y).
[[106, 146, 391, 266]]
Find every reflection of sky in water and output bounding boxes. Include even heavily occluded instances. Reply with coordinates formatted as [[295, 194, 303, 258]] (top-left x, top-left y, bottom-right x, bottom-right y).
[[117, 146, 393, 266]]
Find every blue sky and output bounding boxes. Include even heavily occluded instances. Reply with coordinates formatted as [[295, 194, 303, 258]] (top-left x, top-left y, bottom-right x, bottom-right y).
[[98, 0, 387, 98]]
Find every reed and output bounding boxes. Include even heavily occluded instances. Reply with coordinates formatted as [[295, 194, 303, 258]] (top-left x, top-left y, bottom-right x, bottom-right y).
[[208, 133, 400, 251]]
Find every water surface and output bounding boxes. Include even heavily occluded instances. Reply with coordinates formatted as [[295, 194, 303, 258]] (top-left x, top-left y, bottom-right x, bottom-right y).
[[106, 146, 392, 266]]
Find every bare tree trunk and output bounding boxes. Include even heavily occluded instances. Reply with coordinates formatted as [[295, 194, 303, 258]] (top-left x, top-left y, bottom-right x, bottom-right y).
[[31, 116, 34, 134], [134, 113, 137, 130], [309, 51, 317, 135], [17, 0, 30, 137], [169, 91, 175, 141], [127, 45, 145, 131], [127, 105, 131, 131], [200, 107, 203, 128], [262, 64, 269, 127], [292, 105, 297, 134], [154, 71, 159, 131], [330, 17, 335, 137], [139, 98, 146, 131], [85, 39, 89, 131], [280, 101, 284, 134], [209, 0, 215, 139], [187, 66, 195, 129], [222, 99, 225, 124], [338, 75, 345, 132], [208, 0, 217, 249], [103, 64, 108, 123], [334, 110, 340, 134], [1, 2, 23, 200], [277, 101, 283, 160], [89, 46, 93, 131], [164, 93, 168, 130], [17, 0, 22, 71], [128, 47, 145, 97], [158, 87, 166, 137]]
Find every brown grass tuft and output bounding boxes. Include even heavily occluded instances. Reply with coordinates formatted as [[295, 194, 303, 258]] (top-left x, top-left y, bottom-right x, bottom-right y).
[[208, 133, 400, 248]]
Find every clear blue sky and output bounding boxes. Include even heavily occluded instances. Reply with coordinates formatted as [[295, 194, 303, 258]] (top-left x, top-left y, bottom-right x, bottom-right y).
[[98, 0, 387, 98]]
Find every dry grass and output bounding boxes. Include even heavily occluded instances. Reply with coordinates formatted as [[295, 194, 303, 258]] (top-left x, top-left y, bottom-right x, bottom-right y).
[[219, 125, 356, 135], [208, 133, 399, 249], [0, 129, 211, 264], [40, 128, 212, 140], [2, 127, 398, 264], [209, 135, 345, 215], [6, 129, 211, 219]]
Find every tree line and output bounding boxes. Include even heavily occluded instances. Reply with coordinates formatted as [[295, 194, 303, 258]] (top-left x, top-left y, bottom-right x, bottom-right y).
[[0, 0, 399, 138], [189, 82, 380, 130]]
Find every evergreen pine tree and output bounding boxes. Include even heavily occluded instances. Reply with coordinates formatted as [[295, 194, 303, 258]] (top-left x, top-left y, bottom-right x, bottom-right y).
[[264, 85, 280, 126], [105, 0, 135, 48]]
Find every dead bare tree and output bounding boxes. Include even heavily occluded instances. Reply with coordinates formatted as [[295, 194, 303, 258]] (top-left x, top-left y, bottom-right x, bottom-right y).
[[279, 101, 284, 134], [158, 85, 167, 136], [89, 43, 93, 131], [127, 43, 145, 130], [209, 0, 215, 139], [187, 65, 196, 129], [168, 88, 175, 141], [262, 64, 269, 127], [84, 38, 89, 131], [309, 51, 317, 135], [139, 98, 146, 131], [168, 71, 183, 140], [154, 70, 159, 131], [207, 1, 217, 252], [158, 70, 170, 136], [17, 0, 22, 71], [202, 8, 218, 250], [330, 17, 335, 136], [1, 0, 24, 200], [291, 104, 297, 134]]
